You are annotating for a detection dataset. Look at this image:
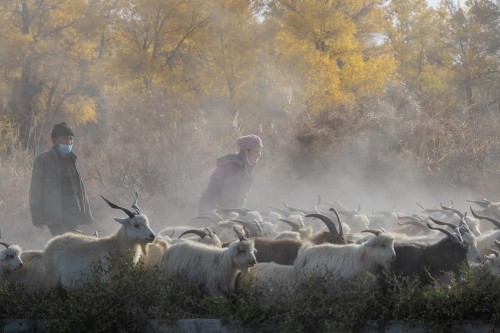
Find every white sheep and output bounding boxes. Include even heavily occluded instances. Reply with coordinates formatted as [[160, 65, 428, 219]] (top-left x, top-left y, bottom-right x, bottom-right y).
[[160, 227, 256, 297], [43, 195, 156, 289]]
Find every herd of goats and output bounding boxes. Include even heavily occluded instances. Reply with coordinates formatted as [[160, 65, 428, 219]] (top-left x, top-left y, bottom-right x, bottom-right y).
[[1, 195, 500, 302]]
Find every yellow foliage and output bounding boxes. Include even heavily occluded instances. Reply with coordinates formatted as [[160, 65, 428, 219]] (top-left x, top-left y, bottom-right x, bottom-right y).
[[271, 0, 396, 113], [65, 96, 97, 124]]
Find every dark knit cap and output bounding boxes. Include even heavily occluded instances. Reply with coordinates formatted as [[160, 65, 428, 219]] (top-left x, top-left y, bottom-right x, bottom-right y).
[[51, 122, 75, 138]]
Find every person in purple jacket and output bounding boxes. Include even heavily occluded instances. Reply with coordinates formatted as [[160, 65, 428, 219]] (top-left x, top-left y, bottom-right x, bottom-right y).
[[198, 134, 263, 214]]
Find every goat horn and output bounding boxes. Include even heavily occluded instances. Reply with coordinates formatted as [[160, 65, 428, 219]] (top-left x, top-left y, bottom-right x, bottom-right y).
[[440, 203, 464, 218], [216, 208, 248, 215], [397, 214, 421, 223], [268, 206, 289, 216], [426, 223, 461, 243], [485, 248, 500, 257], [467, 199, 490, 208], [429, 216, 463, 241], [204, 228, 216, 239], [329, 208, 343, 236], [101, 195, 135, 218], [428, 216, 459, 229], [283, 202, 309, 215], [230, 219, 261, 236], [361, 229, 381, 236], [416, 202, 442, 213], [179, 229, 207, 239], [0, 242, 9, 248], [305, 213, 339, 237], [278, 219, 302, 231], [397, 221, 428, 231], [233, 226, 246, 241], [470, 207, 500, 229], [131, 192, 141, 214], [494, 239, 500, 248]]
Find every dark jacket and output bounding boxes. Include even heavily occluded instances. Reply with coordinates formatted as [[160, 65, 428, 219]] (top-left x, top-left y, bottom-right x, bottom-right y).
[[198, 153, 253, 214], [29, 147, 93, 227]]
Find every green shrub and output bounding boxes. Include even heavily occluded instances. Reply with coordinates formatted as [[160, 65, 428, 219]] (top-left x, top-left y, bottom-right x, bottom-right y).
[[0, 264, 499, 332]]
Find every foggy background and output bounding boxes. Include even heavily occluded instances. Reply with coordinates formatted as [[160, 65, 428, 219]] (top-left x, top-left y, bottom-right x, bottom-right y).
[[0, 0, 499, 250]]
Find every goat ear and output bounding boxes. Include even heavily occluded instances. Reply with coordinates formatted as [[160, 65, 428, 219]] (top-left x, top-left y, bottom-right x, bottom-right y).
[[114, 217, 129, 225]]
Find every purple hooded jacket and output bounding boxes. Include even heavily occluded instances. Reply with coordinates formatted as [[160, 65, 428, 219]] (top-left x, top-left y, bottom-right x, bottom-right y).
[[198, 153, 253, 214]]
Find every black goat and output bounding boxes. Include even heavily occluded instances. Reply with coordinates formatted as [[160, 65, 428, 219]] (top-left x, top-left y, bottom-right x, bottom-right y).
[[389, 220, 469, 284]]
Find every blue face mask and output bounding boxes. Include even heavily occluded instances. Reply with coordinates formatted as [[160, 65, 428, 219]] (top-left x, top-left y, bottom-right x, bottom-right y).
[[57, 144, 73, 155]]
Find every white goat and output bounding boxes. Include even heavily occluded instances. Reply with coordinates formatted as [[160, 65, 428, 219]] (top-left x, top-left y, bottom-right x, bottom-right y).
[[141, 238, 170, 268], [239, 230, 395, 302], [160, 227, 256, 297], [4, 250, 57, 293], [0, 242, 23, 280], [294, 230, 396, 279], [470, 207, 500, 256], [43, 195, 156, 289]]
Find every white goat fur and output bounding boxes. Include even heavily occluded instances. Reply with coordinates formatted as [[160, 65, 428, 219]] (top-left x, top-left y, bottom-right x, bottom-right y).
[[160, 239, 256, 297], [475, 230, 500, 256], [4, 250, 57, 293], [294, 234, 396, 279], [0, 245, 23, 279], [43, 214, 155, 289], [142, 238, 170, 267]]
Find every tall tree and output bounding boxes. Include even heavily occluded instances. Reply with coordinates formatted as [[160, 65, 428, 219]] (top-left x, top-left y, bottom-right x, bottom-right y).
[[443, 0, 500, 111], [259, 0, 397, 117], [0, 0, 105, 149]]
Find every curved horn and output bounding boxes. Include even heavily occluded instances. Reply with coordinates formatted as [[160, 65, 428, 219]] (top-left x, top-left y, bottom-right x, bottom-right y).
[[283, 201, 309, 215], [361, 229, 382, 236], [467, 199, 490, 208], [329, 208, 343, 236], [429, 216, 463, 241], [131, 192, 141, 214], [440, 203, 464, 218], [485, 248, 500, 257], [229, 219, 261, 236], [428, 216, 459, 229], [0, 242, 10, 248], [417, 202, 443, 213], [494, 239, 500, 248], [397, 214, 421, 223], [216, 207, 248, 216], [233, 226, 246, 241], [179, 229, 207, 239], [397, 221, 429, 232], [426, 223, 461, 243], [212, 221, 239, 234], [470, 207, 500, 229], [101, 195, 135, 218], [305, 213, 339, 237], [278, 219, 302, 231], [204, 228, 216, 239], [268, 206, 289, 216], [192, 215, 218, 223]]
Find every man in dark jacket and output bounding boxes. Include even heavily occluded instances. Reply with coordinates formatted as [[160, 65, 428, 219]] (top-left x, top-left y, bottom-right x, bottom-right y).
[[29, 122, 93, 236], [198, 134, 263, 214]]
